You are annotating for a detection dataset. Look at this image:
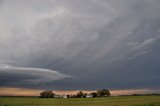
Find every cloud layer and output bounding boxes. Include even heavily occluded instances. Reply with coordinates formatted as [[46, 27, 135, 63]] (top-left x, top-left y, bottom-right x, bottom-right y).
[[0, 0, 160, 90], [0, 66, 71, 88]]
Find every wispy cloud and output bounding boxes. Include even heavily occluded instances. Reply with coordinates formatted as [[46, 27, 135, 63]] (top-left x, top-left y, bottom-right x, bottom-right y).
[[129, 35, 160, 52]]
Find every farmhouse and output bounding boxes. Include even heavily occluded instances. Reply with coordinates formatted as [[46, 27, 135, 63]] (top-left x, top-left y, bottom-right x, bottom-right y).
[[86, 94, 93, 98], [62, 95, 67, 98], [54, 95, 61, 98]]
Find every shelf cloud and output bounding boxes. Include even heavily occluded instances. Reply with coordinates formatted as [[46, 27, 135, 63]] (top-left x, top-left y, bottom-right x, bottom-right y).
[[0, 66, 71, 87]]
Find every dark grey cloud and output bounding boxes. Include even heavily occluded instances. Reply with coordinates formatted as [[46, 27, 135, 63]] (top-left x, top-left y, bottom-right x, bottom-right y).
[[0, 67, 71, 88], [0, 0, 160, 90]]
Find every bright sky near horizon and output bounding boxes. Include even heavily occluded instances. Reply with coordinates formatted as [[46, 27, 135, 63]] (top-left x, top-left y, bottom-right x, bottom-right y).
[[1, 87, 160, 96]]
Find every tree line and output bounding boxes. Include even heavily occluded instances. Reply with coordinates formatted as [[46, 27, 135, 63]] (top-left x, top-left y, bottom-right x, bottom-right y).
[[39, 89, 111, 98]]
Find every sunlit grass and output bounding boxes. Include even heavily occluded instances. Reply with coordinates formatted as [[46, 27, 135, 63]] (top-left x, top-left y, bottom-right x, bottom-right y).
[[0, 96, 160, 106]]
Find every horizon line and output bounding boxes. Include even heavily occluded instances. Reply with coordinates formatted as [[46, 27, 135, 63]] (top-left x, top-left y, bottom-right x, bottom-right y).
[[0, 87, 160, 96]]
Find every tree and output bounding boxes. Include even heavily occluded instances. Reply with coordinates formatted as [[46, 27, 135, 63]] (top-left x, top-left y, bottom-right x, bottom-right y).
[[90, 92, 98, 97], [97, 89, 111, 97], [83, 93, 87, 98], [76, 91, 84, 98], [39, 91, 55, 98]]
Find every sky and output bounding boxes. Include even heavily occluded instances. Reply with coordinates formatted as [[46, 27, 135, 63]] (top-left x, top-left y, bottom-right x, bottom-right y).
[[1, 87, 160, 96], [0, 0, 160, 90]]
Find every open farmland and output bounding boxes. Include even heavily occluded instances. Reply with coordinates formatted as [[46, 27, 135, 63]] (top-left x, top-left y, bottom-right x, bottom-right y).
[[0, 96, 160, 106]]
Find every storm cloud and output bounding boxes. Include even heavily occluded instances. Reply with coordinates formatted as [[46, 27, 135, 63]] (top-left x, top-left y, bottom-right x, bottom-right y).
[[0, 0, 160, 90], [0, 67, 71, 88]]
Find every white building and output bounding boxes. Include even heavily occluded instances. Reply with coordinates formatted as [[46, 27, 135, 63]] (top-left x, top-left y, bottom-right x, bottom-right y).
[[86, 94, 93, 98], [54, 95, 62, 98], [62, 95, 68, 98]]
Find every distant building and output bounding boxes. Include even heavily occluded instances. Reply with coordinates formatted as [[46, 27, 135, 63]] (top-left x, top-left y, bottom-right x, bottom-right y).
[[54, 95, 62, 98], [62, 95, 68, 98], [86, 94, 93, 98]]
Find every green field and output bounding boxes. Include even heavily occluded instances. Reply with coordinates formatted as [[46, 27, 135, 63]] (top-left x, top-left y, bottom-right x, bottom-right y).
[[0, 96, 160, 106]]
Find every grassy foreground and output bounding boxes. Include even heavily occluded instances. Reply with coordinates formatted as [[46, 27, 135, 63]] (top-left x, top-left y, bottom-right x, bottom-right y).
[[0, 96, 160, 106]]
